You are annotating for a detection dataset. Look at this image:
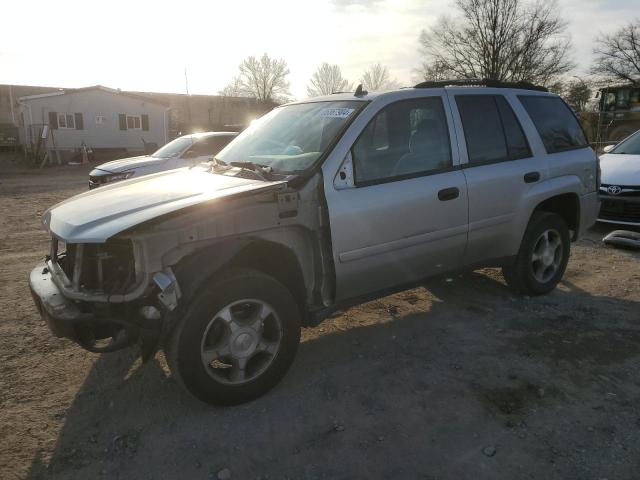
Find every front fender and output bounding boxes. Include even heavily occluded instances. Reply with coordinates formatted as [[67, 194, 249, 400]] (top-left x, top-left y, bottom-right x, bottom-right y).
[[170, 238, 252, 303]]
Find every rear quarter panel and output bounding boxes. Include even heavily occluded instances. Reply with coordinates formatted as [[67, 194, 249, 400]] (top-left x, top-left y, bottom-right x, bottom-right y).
[[510, 146, 599, 254]]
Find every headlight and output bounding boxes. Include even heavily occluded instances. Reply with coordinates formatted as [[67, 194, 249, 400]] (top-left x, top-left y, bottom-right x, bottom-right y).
[[104, 172, 134, 183]]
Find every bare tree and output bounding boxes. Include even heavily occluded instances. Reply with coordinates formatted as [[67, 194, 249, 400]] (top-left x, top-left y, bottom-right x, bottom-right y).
[[419, 0, 574, 86], [547, 79, 592, 112], [307, 63, 353, 97], [219, 76, 247, 97], [359, 63, 400, 91], [563, 79, 592, 113], [591, 20, 640, 85], [221, 53, 291, 102], [414, 60, 456, 82]]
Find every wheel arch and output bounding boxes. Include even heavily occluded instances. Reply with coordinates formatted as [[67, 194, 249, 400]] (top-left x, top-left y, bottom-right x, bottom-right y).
[[515, 176, 583, 252], [533, 192, 581, 240], [227, 239, 309, 319], [170, 233, 315, 323]]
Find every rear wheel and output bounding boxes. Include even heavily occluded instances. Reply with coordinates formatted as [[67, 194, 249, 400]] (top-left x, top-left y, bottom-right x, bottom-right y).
[[502, 212, 570, 295], [166, 267, 301, 405]]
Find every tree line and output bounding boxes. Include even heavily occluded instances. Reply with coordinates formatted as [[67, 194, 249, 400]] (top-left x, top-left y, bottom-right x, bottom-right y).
[[219, 54, 400, 103], [219, 0, 640, 113]]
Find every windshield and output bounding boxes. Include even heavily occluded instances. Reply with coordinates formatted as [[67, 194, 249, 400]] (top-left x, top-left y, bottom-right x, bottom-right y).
[[215, 100, 363, 172], [611, 130, 640, 155], [152, 137, 193, 158]]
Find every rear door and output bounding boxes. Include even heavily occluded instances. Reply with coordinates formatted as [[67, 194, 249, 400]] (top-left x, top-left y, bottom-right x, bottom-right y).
[[448, 91, 547, 263], [323, 94, 469, 301]]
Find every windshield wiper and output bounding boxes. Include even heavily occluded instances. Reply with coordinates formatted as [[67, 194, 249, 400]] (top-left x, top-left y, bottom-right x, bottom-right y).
[[211, 158, 273, 181]]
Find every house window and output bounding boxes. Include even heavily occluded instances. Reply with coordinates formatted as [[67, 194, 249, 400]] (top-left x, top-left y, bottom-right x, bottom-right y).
[[126, 115, 142, 130], [95, 114, 105, 124], [58, 113, 75, 129]]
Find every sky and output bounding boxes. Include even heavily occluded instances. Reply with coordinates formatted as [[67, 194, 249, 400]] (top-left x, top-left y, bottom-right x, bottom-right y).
[[0, 0, 637, 99]]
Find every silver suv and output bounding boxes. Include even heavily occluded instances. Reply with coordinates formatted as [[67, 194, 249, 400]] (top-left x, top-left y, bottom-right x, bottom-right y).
[[29, 80, 600, 405]]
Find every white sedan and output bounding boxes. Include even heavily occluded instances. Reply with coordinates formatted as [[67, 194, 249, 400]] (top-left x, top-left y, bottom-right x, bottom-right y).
[[89, 132, 237, 188], [598, 129, 640, 226]]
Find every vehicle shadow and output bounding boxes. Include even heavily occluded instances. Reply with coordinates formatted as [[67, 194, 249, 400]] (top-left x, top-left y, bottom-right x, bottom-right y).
[[27, 270, 640, 480]]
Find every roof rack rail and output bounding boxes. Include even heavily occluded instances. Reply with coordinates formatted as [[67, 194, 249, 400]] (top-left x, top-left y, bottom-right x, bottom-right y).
[[414, 78, 548, 92]]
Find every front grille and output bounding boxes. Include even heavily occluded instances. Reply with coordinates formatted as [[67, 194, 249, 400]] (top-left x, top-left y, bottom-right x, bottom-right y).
[[53, 238, 136, 294], [599, 197, 640, 223], [600, 184, 640, 197]]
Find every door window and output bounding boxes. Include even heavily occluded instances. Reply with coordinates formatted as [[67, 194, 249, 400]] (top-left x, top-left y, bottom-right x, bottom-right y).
[[352, 97, 452, 185], [456, 95, 532, 165], [456, 96, 507, 165], [495, 96, 531, 160], [186, 136, 235, 157]]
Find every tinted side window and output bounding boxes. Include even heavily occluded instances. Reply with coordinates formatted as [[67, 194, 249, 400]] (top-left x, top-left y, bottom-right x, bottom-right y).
[[353, 98, 451, 185], [518, 96, 587, 153], [203, 136, 234, 155], [495, 96, 531, 159], [456, 96, 508, 165], [186, 136, 234, 156]]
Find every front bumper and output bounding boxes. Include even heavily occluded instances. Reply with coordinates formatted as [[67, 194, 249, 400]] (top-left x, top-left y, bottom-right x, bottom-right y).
[[29, 262, 91, 341], [29, 261, 169, 358], [598, 194, 640, 226]]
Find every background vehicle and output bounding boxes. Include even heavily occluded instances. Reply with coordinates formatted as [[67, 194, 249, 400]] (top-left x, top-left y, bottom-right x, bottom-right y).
[[30, 80, 599, 406], [88, 131, 237, 188], [598, 129, 640, 226], [595, 85, 640, 144]]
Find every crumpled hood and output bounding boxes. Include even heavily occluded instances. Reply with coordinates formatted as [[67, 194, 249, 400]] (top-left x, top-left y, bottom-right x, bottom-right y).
[[600, 153, 640, 186], [43, 168, 286, 243], [91, 155, 167, 175]]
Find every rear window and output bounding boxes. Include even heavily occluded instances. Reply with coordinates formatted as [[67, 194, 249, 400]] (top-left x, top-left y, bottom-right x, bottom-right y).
[[518, 96, 587, 153]]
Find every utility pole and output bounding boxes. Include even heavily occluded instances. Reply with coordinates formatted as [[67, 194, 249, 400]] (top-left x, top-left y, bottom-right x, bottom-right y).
[[184, 67, 192, 130], [8, 84, 16, 125]]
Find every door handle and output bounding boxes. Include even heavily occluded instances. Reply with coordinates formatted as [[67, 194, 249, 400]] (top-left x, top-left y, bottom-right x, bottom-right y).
[[524, 171, 540, 183], [438, 187, 459, 201]]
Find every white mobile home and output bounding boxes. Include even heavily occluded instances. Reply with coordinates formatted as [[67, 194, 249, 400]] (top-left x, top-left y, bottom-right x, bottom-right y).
[[19, 85, 170, 159]]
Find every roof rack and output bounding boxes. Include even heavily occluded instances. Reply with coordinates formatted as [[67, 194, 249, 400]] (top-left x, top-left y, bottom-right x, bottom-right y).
[[414, 78, 548, 92]]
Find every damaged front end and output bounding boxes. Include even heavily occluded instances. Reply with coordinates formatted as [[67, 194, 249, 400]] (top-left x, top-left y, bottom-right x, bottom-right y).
[[29, 164, 329, 363], [29, 236, 180, 361]]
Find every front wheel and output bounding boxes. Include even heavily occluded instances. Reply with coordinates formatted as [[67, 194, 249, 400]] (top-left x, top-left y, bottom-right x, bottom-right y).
[[166, 267, 301, 405], [502, 212, 570, 295]]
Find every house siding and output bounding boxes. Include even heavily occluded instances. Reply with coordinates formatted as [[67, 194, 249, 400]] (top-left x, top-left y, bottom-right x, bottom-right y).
[[20, 89, 167, 151]]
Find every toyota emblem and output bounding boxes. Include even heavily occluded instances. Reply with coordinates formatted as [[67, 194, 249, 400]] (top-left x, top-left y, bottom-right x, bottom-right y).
[[607, 185, 622, 195]]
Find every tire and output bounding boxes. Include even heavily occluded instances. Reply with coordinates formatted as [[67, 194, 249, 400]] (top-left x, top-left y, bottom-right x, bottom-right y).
[[166, 267, 301, 406], [502, 212, 570, 296]]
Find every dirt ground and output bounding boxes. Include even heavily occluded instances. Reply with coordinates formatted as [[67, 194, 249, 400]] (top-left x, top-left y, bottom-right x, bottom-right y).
[[1, 164, 639, 480]]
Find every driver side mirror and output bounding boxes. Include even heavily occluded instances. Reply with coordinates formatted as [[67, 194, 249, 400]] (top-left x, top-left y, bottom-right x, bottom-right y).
[[334, 151, 355, 189], [602, 144, 615, 153]]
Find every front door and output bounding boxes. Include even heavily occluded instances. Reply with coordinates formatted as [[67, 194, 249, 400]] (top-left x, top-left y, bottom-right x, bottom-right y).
[[323, 95, 469, 301]]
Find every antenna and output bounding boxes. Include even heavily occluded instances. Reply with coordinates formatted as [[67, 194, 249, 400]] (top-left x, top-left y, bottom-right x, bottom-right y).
[[354, 84, 368, 97], [184, 68, 190, 96]]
